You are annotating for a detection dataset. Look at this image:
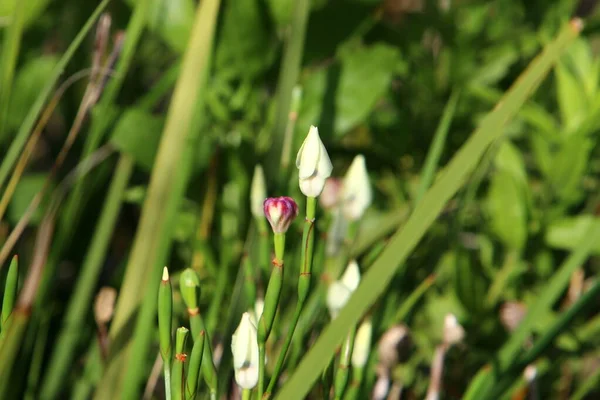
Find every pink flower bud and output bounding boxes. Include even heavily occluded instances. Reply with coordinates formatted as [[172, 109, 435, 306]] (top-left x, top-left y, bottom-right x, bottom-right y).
[[319, 178, 343, 210], [263, 197, 299, 234]]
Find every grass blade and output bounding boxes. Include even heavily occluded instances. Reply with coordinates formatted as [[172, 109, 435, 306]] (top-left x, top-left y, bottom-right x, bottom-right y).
[[415, 90, 460, 204], [1, 255, 19, 330], [0, 0, 26, 141]]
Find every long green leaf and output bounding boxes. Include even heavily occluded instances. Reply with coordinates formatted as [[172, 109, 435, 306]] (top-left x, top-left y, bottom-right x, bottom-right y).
[[276, 20, 581, 400]]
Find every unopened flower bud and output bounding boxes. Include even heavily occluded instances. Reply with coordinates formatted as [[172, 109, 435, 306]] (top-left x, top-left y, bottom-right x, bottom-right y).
[[263, 196, 299, 234], [94, 287, 117, 325], [326, 260, 361, 318], [231, 312, 260, 389], [352, 319, 373, 368], [250, 165, 267, 219], [342, 155, 372, 221], [179, 268, 201, 312], [296, 126, 333, 197], [443, 314, 465, 345], [340, 260, 360, 291], [319, 178, 343, 210]]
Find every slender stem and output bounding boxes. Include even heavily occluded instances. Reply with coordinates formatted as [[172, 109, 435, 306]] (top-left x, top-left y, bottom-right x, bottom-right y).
[[344, 367, 364, 400], [258, 344, 267, 398], [242, 388, 252, 400], [258, 219, 271, 275], [163, 364, 172, 400], [267, 0, 310, 176], [333, 329, 357, 400], [264, 301, 303, 397], [258, 232, 287, 398], [264, 197, 317, 397]]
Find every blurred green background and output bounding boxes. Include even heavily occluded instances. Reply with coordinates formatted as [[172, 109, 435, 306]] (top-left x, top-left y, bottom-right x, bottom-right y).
[[2, 0, 600, 399]]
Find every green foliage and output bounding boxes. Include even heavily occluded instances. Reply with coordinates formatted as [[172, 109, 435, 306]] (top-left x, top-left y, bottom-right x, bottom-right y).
[[1, 0, 600, 399]]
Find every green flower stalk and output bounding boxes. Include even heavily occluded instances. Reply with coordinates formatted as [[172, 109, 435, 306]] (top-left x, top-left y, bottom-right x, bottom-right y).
[[179, 268, 217, 398], [185, 330, 205, 400], [333, 328, 357, 400], [258, 196, 299, 397], [251, 165, 271, 276], [158, 267, 173, 400], [172, 327, 189, 400], [1, 255, 18, 331], [242, 253, 257, 307]]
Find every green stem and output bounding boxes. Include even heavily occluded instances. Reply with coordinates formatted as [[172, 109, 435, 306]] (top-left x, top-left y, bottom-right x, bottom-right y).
[[258, 343, 267, 398], [258, 232, 287, 398], [191, 314, 218, 397], [243, 253, 257, 307], [164, 364, 172, 400], [172, 328, 189, 400], [242, 388, 252, 400], [185, 330, 205, 400], [266, 0, 310, 176], [258, 218, 270, 275], [343, 367, 364, 400], [264, 197, 317, 397], [333, 330, 356, 400], [264, 300, 303, 398]]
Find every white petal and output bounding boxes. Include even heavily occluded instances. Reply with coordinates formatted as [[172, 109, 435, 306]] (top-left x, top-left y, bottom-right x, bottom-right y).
[[342, 155, 372, 221], [231, 313, 257, 370], [299, 175, 327, 198], [316, 140, 333, 179], [235, 366, 259, 389], [297, 126, 321, 179], [326, 282, 352, 318], [352, 319, 373, 367], [341, 260, 361, 292]]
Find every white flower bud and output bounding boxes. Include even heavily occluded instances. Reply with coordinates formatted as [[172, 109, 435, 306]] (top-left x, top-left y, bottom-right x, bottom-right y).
[[443, 313, 465, 345], [296, 126, 333, 197], [341, 155, 372, 221], [231, 312, 260, 389], [326, 282, 351, 319], [326, 260, 361, 318], [340, 260, 360, 292], [352, 319, 372, 368], [250, 165, 266, 219]]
